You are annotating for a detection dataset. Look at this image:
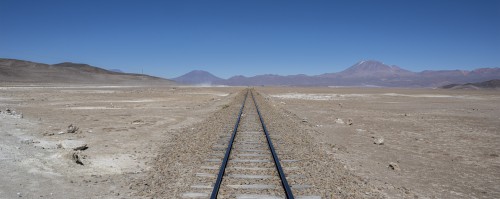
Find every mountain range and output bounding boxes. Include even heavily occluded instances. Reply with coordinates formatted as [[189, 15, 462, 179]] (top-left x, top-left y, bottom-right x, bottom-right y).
[[0, 58, 173, 85], [175, 60, 500, 87], [2, 58, 499, 88]]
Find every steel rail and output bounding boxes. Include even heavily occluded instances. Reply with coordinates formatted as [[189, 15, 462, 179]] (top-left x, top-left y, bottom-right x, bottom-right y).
[[210, 90, 248, 199], [251, 91, 295, 199]]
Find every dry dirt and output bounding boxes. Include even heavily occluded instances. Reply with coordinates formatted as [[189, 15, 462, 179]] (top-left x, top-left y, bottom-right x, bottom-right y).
[[0, 85, 239, 198], [1, 85, 499, 198]]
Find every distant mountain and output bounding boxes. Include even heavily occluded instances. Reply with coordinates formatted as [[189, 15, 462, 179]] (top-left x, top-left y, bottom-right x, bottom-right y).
[[210, 60, 500, 87], [172, 70, 224, 85], [441, 79, 500, 90], [171, 60, 500, 87], [0, 58, 174, 85], [334, 60, 415, 78]]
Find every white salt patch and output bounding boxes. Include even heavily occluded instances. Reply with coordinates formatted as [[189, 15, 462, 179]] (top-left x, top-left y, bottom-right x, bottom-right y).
[[270, 93, 371, 100], [63, 107, 123, 110], [60, 90, 116, 94], [101, 99, 157, 103], [186, 92, 230, 97], [0, 85, 139, 90], [381, 93, 482, 99]]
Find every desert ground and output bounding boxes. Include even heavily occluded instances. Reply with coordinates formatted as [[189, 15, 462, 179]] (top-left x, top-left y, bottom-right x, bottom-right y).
[[0, 85, 499, 198]]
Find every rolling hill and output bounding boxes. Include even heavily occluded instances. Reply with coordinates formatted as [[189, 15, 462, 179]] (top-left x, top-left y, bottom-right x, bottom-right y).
[[0, 58, 174, 85]]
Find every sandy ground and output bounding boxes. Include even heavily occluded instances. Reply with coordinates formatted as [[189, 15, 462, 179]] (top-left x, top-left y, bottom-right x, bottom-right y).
[[0, 85, 239, 198], [259, 87, 500, 198], [1, 85, 499, 198]]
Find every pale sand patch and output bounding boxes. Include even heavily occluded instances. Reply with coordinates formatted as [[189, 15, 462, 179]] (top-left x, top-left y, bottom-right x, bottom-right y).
[[90, 154, 145, 174]]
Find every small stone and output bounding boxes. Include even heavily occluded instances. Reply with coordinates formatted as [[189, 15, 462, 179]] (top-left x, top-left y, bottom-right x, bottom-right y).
[[20, 138, 33, 144], [72, 152, 84, 165], [374, 137, 384, 145], [132, 120, 144, 125], [388, 162, 400, 171], [66, 124, 79, 134], [335, 118, 344, 124], [347, 118, 353, 125]]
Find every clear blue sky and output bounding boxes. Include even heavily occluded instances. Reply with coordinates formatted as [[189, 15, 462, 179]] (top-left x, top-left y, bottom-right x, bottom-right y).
[[1, 0, 499, 78]]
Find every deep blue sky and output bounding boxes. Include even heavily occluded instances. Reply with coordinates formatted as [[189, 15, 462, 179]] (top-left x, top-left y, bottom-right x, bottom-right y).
[[1, 0, 499, 78]]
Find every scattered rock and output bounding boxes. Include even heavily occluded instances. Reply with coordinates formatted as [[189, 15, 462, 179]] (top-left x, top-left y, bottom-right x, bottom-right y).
[[72, 152, 84, 165], [20, 138, 34, 144], [33, 140, 60, 149], [66, 124, 79, 134], [60, 140, 88, 150], [302, 118, 308, 123], [374, 137, 384, 145], [388, 162, 401, 171], [335, 118, 344, 124], [43, 132, 55, 136], [1, 108, 23, 119], [347, 118, 353, 125], [132, 119, 144, 125]]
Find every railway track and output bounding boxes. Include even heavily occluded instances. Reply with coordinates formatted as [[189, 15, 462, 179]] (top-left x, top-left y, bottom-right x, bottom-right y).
[[183, 89, 319, 199]]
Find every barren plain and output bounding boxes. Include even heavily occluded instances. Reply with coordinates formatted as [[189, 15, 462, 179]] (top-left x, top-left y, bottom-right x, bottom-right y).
[[1, 85, 499, 198]]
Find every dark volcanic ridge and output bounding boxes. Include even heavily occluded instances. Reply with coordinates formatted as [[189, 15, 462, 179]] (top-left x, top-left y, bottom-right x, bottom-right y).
[[0, 58, 174, 85], [441, 79, 500, 90], [174, 60, 500, 87]]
